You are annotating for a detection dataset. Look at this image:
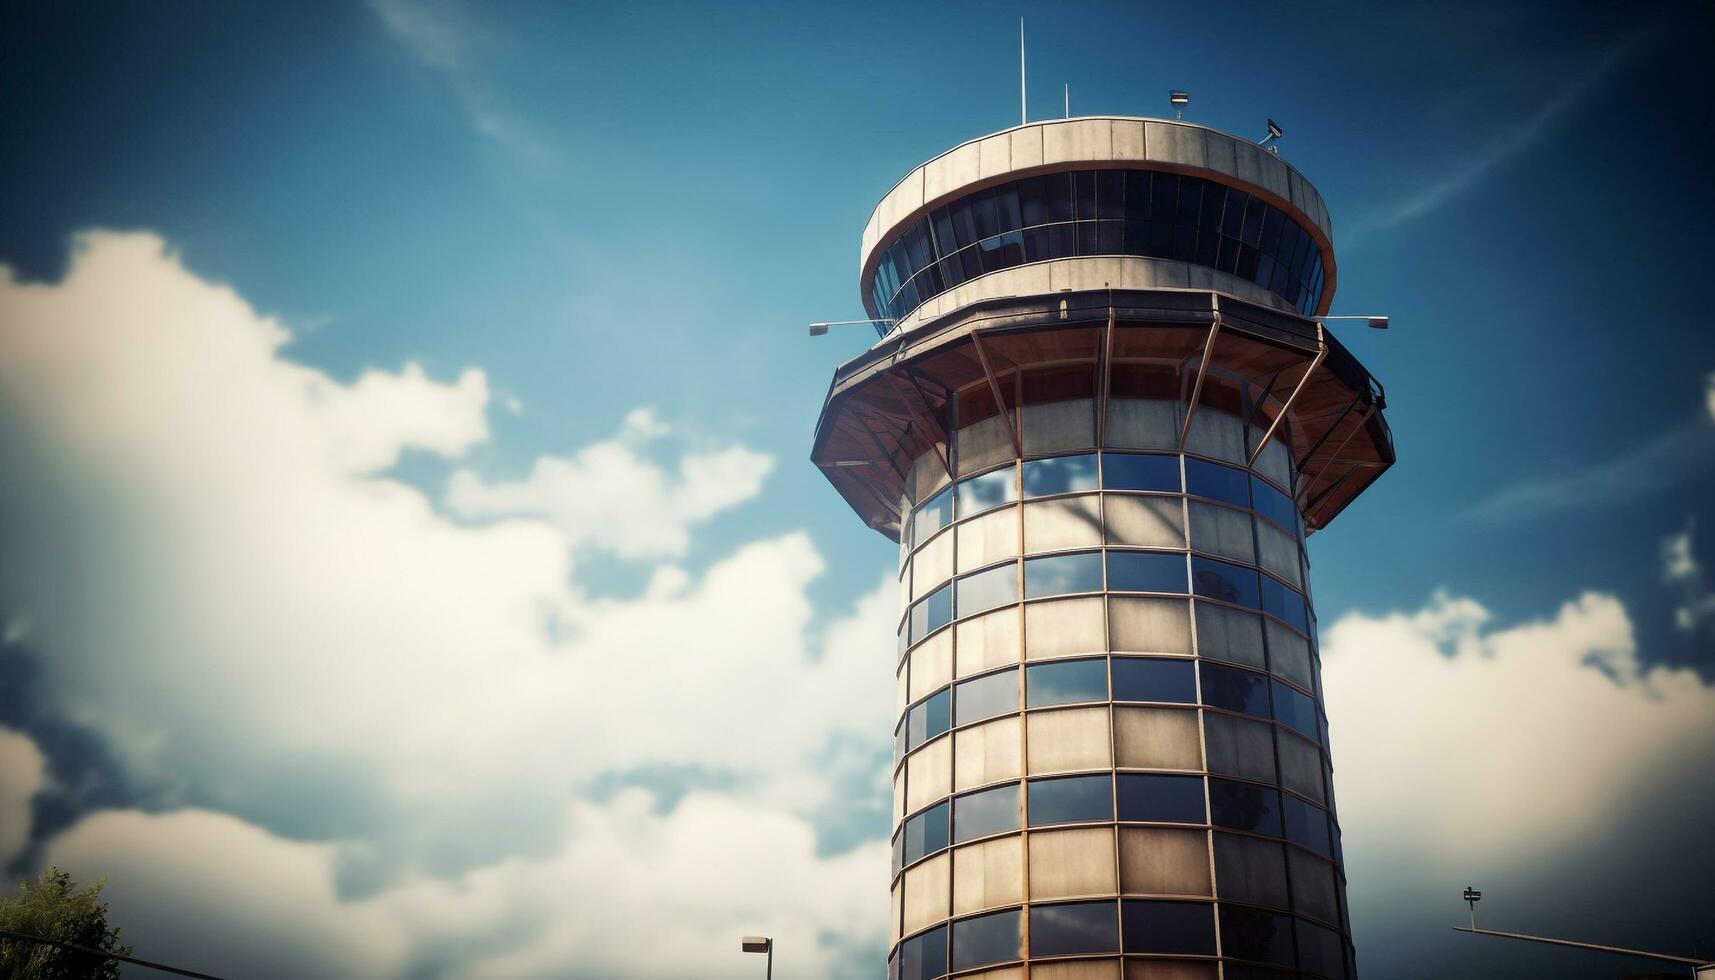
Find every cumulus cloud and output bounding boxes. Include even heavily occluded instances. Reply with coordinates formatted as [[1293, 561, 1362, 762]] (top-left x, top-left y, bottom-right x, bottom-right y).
[[0, 729, 46, 864], [0, 231, 891, 976], [447, 410, 773, 560], [1662, 519, 1715, 639], [1323, 588, 1715, 881]]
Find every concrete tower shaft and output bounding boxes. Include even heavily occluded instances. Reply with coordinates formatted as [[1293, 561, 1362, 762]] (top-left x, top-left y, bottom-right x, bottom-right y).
[[812, 117, 1393, 980]]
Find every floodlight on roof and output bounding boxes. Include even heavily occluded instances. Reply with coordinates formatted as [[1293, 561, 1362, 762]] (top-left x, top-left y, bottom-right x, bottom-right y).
[[1258, 118, 1285, 154], [1168, 90, 1189, 120]]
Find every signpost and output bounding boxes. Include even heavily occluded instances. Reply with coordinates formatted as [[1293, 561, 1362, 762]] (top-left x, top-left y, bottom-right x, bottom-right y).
[[1463, 886, 1481, 929]]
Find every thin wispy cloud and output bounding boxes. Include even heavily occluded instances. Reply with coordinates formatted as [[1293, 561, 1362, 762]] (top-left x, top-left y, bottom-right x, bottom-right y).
[[367, 0, 554, 174], [1346, 27, 1655, 245], [1464, 411, 1714, 524]]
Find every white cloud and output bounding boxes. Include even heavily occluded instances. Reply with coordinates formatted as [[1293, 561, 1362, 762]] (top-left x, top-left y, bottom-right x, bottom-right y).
[[44, 795, 885, 980], [1661, 519, 1715, 638], [1324, 589, 1715, 881], [0, 729, 46, 864], [446, 413, 773, 560], [0, 231, 892, 976]]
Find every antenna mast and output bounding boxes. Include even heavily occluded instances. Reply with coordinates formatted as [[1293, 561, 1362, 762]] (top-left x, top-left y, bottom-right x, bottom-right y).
[[1018, 18, 1027, 125]]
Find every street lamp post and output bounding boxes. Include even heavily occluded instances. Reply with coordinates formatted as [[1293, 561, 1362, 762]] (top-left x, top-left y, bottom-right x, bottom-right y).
[[741, 936, 772, 980]]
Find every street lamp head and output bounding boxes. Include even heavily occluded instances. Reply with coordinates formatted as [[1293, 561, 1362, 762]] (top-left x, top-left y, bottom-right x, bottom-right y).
[[808, 322, 830, 336], [1367, 316, 1389, 330], [741, 937, 772, 954], [1266, 118, 1284, 141], [1169, 90, 1190, 107]]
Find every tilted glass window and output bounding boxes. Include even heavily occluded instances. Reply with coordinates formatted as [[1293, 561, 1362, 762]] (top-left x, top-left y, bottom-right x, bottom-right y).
[[1024, 551, 1103, 598], [1116, 773, 1206, 823], [956, 563, 1018, 618], [1282, 794, 1332, 858], [1101, 452, 1180, 492], [913, 485, 954, 545], [870, 169, 1326, 323], [953, 782, 1021, 842], [1110, 657, 1197, 703], [897, 924, 949, 980], [1028, 901, 1119, 956], [1026, 658, 1108, 707], [955, 467, 1016, 518], [954, 669, 1019, 727], [1028, 774, 1113, 826], [1260, 575, 1309, 634], [909, 584, 953, 645], [1251, 474, 1298, 531], [1121, 900, 1217, 955], [1218, 906, 1294, 967], [902, 800, 950, 867], [1192, 556, 1260, 609], [1297, 917, 1346, 977], [1107, 550, 1188, 593], [1272, 679, 1321, 743], [1200, 663, 1271, 718], [1184, 458, 1250, 508], [1209, 778, 1282, 837], [951, 908, 1023, 971], [1022, 453, 1099, 498], [907, 689, 951, 749]]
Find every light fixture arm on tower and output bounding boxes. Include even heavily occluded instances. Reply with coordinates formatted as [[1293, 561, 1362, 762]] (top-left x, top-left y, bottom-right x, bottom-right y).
[[740, 936, 773, 980], [1315, 314, 1391, 330], [808, 318, 896, 338]]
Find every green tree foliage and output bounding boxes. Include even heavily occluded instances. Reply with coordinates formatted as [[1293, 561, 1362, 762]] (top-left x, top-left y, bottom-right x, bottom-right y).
[[0, 868, 132, 980]]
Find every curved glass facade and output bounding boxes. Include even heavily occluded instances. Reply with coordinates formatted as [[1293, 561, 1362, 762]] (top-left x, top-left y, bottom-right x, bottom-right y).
[[868, 169, 1327, 322], [886, 410, 1353, 980]]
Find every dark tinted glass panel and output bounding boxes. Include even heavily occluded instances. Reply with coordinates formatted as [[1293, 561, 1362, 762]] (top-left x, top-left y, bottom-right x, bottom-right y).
[[1251, 476, 1297, 530], [1272, 679, 1320, 742], [1029, 775, 1112, 825], [957, 564, 1018, 617], [1201, 663, 1270, 717], [1028, 901, 1119, 956], [911, 585, 953, 643], [1209, 778, 1282, 836], [1260, 576, 1309, 634], [902, 801, 949, 866], [956, 467, 1016, 517], [1116, 774, 1205, 822], [1022, 453, 1098, 497], [954, 669, 1019, 726], [1026, 658, 1108, 707], [873, 170, 1322, 330], [951, 908, 1022, 970], [898, 924, 948, 980], [954, 782, 1021, 842], [1121, 900, 1217, 954], [907, 689, 951, 749], [1108, 551, 1188, 593], [1024, 552, 1103, 598], [892, 827, 904, 875], [913, 486, 954, 543], [1111, 658, 1196, 703], [1101, 452, 1179, 491], [1283, 795, 1331, 857], [1193, 557, 1260, 608], [1184, 458, 1250, 507], [1220, 906, 1294, 966], [1297, 918, 1345, 978]]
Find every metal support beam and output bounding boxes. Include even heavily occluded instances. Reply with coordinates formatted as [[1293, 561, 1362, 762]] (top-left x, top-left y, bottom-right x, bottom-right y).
[[1248, 321, 1327, 468], [1177, 312, 1222, 450], [1097, 300, 1116, 449], [1302, 403, 1376, 503], [970, 330, 1023, 459], [1297, 390, 1365, 474], [882, 368, 953, 480]]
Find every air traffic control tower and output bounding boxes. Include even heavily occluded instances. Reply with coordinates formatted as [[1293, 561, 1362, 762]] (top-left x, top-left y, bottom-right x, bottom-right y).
[[811, 117, 1394, 980]]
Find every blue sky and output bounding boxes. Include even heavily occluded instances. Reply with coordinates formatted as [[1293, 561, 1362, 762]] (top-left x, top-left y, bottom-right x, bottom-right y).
[[1, 1, 1712, 977]]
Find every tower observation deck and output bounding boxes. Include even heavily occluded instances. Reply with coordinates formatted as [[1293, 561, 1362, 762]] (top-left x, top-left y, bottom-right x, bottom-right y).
[[811, 117, 1393, 980]]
